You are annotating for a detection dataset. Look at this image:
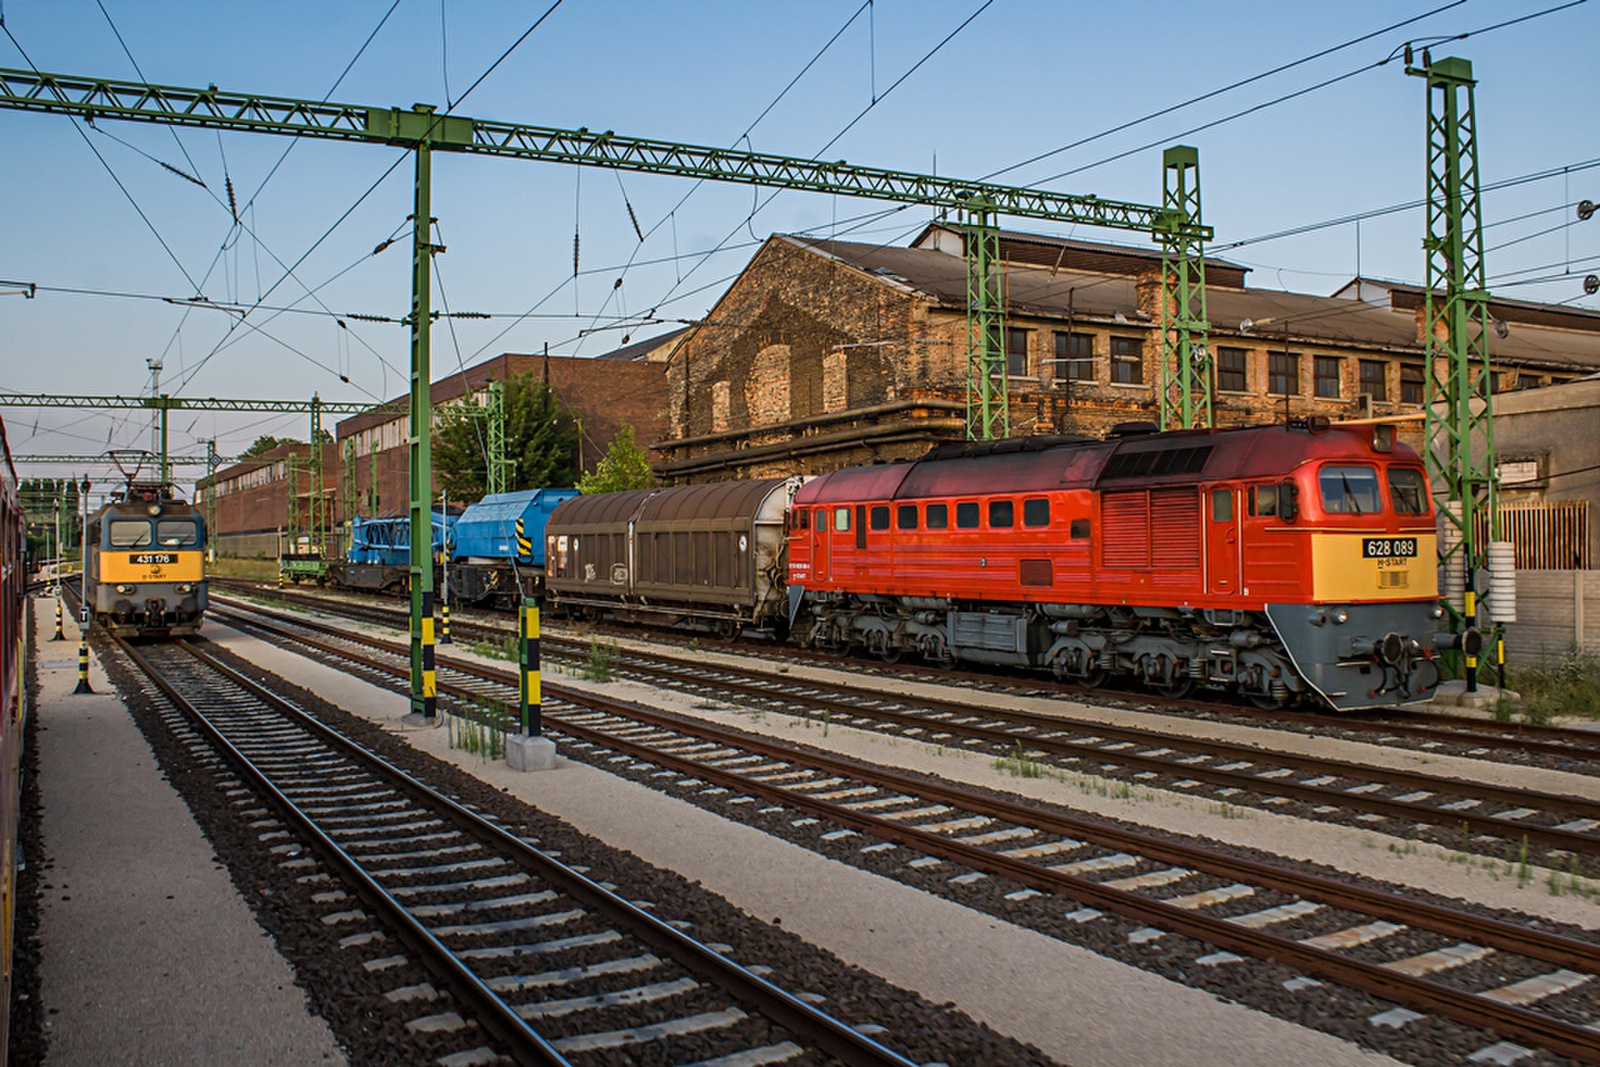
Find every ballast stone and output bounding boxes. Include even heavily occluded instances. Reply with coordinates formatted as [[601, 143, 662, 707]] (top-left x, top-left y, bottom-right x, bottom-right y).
[[507, 733, 559, 772]]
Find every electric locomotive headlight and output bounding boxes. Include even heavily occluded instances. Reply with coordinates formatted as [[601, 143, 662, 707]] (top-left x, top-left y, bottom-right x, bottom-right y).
[[175, 583, 193, 594], [1332, 609, 1349, 625], [115, 584, 136, 595], [147, 504, 161, 516], [1431, 604, 1445, 619]]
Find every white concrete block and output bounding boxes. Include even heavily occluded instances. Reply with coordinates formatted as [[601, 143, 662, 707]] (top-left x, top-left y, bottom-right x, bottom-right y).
[[506, 734, 558, 772]]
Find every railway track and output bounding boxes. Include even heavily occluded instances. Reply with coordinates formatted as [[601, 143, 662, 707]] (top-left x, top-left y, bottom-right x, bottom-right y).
[[215, 588, 1600, 867], [104, 629, 917, 1067], [209, 596, 1600, 1064], [215, 578, 1600, 768]]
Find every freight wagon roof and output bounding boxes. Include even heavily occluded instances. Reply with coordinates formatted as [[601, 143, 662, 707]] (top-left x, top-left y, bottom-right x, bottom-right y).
[[796, 424, 1421, 502], [551, 479, 792, 529]]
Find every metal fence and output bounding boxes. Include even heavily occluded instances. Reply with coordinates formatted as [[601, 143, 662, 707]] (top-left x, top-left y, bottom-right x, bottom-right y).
[[1475, 500, 1590, 571]]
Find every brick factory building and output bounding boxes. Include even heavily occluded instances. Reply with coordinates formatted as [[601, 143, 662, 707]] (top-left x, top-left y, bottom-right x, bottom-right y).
[[201, 339, 675, 557], [655, 226, 1600, 481]]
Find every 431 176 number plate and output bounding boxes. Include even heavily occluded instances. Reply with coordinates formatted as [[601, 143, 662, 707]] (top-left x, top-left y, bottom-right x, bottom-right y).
[[1362, 537, 1417, 559], [129, 552, 178, 565]]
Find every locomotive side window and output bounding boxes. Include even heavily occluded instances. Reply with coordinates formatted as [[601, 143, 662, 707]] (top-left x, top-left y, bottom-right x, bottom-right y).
[[956, 502, 980, 529], [833, 508, 851, 532], [870, 506, 890, 531], [926, 503, 949, 529], [1318, 465, 1382, 514], [1023, 498, 1050, 527], [1070, 518, 1090, 539], [1389, 468, 1429, 515], [896, 504, 918, 530], [109, 520, 152, 547], [156, 520, 200, 547], [794, 509, 809, 531], [1248, 484, 1278, 517], [989, 499, 1014, 528], [1211, 490, 1233, 522]]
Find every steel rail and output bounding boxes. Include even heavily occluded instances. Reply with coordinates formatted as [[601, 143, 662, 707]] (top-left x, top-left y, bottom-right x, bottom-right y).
[[117, 629, 917, 1067], [212, 602, 1600, 1063], [111, 635, 573, 1066], [215, 581, 1600, 764], [214, 592, 1600, 856]]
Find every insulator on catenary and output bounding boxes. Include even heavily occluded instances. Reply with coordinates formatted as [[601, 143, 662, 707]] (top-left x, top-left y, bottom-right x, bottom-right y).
[[626, 199, 644, 242], [573, 233, 580, 277], [1487, 541, 1518, 623], [226, 175, 238, 225]]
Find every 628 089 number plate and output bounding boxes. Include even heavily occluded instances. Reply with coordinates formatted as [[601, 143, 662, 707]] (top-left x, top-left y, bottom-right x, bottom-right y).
[[1362, 537, 1417, 559]]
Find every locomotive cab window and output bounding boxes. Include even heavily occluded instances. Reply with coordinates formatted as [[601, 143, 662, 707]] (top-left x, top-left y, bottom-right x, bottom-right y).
[[1249, 484, 1277, 517], [794, 509, 809, 531], [989, 499, 1014, 528], [1023, 498, 1050, 527], [926, 503, 949, 529], [1211, 489, 1233, 522], [1388, 468, 1429, 515], [956, 502, 980, 529], [833, 507, 851, 532], [1318, 465, 1382, 515], [896, 504, 918, 530], [870, 506, 890, 531], [157, 520, 200, 547], [109, 520, 152, 548]]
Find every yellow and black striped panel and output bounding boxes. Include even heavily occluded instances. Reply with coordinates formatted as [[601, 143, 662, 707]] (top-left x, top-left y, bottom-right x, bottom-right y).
[[97, 549, 203, 584], [1310, 533, 1437, 602]]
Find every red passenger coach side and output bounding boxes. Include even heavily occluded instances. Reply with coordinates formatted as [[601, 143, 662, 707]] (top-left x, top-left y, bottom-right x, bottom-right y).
[[788, 422, 1444, 710]]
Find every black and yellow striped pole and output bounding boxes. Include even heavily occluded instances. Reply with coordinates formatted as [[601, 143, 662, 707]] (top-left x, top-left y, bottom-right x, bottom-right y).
[[72, 635, 92, 694], [440, 600, 451, 645], [419, 589, 437, 720], [52, 598, 65, 641], [519, 596, 541, 737]]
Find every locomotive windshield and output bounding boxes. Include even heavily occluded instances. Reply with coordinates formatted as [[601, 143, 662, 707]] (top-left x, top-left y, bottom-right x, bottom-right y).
[[1318, 465, 1382, 515], [1388, 468, 1429, 515], [108, 520, 153, 547], [156, 519, 200, 547]]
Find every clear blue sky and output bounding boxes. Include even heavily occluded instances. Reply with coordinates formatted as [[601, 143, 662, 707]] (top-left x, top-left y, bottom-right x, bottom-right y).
[[1, 0, 1595, 484]]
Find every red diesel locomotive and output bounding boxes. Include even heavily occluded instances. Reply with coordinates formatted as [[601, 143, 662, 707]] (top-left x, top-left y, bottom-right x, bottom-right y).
[[786, 420, 1445, 710]]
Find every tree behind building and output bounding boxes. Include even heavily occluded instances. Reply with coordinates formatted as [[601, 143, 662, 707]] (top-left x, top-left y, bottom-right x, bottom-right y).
[[577, 421, 656, 494], [433, 371, 581, 501]]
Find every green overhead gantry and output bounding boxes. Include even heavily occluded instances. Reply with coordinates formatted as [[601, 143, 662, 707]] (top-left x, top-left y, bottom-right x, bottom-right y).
[[0, 65, 1214, 719], [0, 390, 385, 479]]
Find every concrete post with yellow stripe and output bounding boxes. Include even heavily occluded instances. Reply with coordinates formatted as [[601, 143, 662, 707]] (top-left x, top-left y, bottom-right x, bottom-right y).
[[506, 595, 556, 771]]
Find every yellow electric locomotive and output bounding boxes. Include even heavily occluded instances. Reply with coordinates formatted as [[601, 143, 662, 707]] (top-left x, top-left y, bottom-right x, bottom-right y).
[[85, 482, 207, 637]]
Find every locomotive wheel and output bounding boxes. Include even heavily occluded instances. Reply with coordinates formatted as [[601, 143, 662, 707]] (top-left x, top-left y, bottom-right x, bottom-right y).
[[1156, 678, 1195, 699], [1248, 690, 1289, 710], [1072, 669, 1109, 689], [878, 645, 901, 664]]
